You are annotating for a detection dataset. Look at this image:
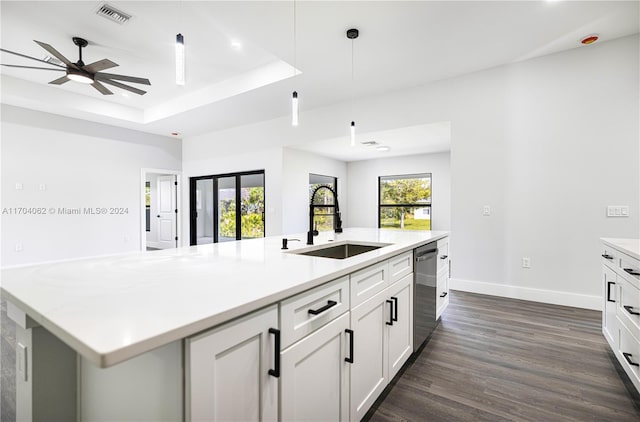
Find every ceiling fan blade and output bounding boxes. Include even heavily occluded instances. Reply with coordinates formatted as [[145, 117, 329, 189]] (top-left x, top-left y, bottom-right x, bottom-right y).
[[98, 78, 147, 96], [33, 40, 75, 68], [91, 80, 113, 95], [0, 48, 66, 68], [84, 59, 118, 73], [49, 76, 70, 85], [1, 64, 65, 71], [95, 72, 151, 85]]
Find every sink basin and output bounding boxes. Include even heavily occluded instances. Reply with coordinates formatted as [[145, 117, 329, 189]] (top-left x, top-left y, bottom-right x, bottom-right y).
[[291, 242, 389, 259]]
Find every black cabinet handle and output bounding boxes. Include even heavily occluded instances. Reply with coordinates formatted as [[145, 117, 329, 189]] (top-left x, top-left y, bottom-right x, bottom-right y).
[[624, 268, 640, 276], [386, 299, 394, 326], [345, 329, 354, 364], [391, 297, 398, 322], [607, 281, 616, 303], [623, 352, 640, 367], [308, 300, 338, 315], [268, 328, 280, 378], [624, 305, 640, 316], [440, 291, 448, 298], [440, 255, 448, 260], [601, 254, 614, 260]]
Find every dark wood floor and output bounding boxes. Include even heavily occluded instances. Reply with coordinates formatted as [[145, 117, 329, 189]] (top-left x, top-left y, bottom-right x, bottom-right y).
[[368, 291, 640, 422]]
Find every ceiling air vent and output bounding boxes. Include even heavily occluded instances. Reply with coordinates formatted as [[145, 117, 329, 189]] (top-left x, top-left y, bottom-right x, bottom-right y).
[[96, 3, 132, 24], [360, 141, 379, 146]]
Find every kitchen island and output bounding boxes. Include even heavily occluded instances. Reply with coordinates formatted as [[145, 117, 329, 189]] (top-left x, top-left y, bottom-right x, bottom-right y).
[[2, 228, 448, 421]]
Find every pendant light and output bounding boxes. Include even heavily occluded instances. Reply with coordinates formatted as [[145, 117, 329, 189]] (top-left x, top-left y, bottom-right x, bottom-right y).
[[175, 33, 185, 85], [347, 28, 359, 146], [291, 0, 299, 126], [175, 1, 185, 85]]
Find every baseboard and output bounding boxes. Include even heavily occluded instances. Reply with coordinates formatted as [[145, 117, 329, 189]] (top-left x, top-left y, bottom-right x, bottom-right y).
[[450, 278, 601, 311]]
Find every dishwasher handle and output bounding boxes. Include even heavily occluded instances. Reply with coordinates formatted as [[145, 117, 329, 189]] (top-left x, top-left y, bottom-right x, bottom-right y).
[[415, 248, 437, 262]]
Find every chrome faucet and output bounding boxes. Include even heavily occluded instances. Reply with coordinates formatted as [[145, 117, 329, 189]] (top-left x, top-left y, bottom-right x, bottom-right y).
[[308, 185, 342, 245]]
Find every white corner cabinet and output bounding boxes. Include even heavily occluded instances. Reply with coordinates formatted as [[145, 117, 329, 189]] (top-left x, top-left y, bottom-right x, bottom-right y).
[[186, 247, 444, 421], [601, 238, 640, 394]]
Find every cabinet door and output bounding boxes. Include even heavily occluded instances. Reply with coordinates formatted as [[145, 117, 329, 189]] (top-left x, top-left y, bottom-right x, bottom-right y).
[[350, 289, 388, 422], [436, 266, 450, 320], [602, 265, 618, 348], [281, 313, 350, 422], [387, 274, 414, 380], [187, 305, 278, 422]]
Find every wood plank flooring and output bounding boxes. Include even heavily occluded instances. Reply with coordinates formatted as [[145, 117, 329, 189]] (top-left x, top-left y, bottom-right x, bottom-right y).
[[367, 291, 640, 422]]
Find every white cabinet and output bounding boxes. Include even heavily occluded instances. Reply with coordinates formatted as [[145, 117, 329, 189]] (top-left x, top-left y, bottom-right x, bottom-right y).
[[186, 305, 279, 422], [436, 238, 450, 319], [349, 273, 414, 421], [601, 239, 640, 395], [602, 264, 618, 347], [280, 312, 350, 422]]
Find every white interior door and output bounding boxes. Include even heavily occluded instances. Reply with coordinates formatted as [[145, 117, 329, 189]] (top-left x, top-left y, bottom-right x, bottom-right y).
[[156, 175, 177, 249]]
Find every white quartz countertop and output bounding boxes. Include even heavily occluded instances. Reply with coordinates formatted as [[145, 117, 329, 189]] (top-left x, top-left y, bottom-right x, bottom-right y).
[[602, 238, 640, 261], [1, 228, 447, 367]]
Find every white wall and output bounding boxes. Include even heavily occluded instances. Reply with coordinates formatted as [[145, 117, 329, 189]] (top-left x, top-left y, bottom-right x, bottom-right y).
[[282, 148, 348, 234], [0, 105, 182, 267], [182, 35, 639, 309], [346, 152, 451, 231]]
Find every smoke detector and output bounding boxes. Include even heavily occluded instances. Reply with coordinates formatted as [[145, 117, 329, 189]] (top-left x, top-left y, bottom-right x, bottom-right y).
[[96, 3, 132, 24]]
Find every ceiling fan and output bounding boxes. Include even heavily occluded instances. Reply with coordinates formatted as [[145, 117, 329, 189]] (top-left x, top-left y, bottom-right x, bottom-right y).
[[0, 37, 151, 95]]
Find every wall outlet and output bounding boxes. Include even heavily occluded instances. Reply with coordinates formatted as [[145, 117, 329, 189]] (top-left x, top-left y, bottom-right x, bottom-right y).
[[15, 243, 23, 252], [39, 184, 46, 191], [482, 205, 491, 216], [522, 257, 531, 269], [15, 182, 23, 190]]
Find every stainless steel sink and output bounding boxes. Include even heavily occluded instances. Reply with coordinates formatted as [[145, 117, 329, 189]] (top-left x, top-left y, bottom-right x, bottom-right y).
[[291, 242, 389, 259]]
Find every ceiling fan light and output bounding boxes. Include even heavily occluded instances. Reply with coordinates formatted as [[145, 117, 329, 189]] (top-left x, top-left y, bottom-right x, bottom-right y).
[[67, 69, 94, 84], [176, 33, 185, 85]]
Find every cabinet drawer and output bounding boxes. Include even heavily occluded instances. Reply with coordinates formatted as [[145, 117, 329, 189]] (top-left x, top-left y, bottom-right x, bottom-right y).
[[618, 276, 640, 338], [601, 245, 619, 270], [620, 253, 640, 290], [389, 251, 413, 284], [437, 238, 449, 273], [617, 323, 640, 392], [351, 261, 389, 307], [436, 267, 449, 320], [281, 276, 350, 349]]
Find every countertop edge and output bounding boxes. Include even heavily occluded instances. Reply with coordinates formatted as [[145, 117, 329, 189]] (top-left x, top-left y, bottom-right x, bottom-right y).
[[601, 237, 640, 261]]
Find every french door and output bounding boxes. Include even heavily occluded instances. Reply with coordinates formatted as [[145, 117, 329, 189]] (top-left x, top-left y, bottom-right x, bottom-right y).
[[190, 171, 265, 245]]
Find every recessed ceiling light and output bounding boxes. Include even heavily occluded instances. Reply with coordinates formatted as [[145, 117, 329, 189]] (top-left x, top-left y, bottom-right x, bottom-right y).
[[231, 40, 243, 50], [581, 34, 599, 45], [376, 146, 390, 152]]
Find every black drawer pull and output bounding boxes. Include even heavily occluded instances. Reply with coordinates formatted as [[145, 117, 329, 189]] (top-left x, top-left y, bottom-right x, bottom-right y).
[[345, 329, 354, 364], [268, 328, 280, 378], [391, 297, 398, 322], [624, 268, 640, 276], [440, 291, 448, 298], [607, 281, 615, 303], [308, 300, 337, 315], [439, 255, 448, 260], [601, 254, 614, 260], [623, 352, 640, 367], [624, 305, 640, 316], [386, 299, 394, 326]]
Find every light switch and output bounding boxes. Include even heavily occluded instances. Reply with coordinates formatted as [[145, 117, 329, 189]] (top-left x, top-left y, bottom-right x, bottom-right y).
[[621, 206, 629, 216], [15, 183, 23, 190], [39, 184, 46, 191], [607, 205, 629, 217], [482, 205, 491, 216], [15, 243, 23, 252]]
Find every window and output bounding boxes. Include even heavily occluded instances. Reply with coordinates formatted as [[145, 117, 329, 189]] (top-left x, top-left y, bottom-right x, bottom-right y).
[[379, 173, 432, 230], [309, 174, 338, 232], [190, 170, 265, 245]]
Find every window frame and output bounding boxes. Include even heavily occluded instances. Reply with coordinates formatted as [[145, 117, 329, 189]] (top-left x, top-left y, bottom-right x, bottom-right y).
[[378, 173, 432, 231]]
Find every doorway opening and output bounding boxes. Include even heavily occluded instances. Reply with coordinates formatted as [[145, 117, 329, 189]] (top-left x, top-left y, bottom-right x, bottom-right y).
[[141, 169, 181, 251]]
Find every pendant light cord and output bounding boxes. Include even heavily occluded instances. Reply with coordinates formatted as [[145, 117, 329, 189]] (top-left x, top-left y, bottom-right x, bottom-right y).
[[293, 0, 297, 78]]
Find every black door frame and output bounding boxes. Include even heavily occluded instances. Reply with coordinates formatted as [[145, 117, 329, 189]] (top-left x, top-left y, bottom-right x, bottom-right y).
[[189, 170, 265, 245]]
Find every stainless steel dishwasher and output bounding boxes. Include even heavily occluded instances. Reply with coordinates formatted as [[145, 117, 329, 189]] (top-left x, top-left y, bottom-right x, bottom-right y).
[[414, 242, 438, 351]]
